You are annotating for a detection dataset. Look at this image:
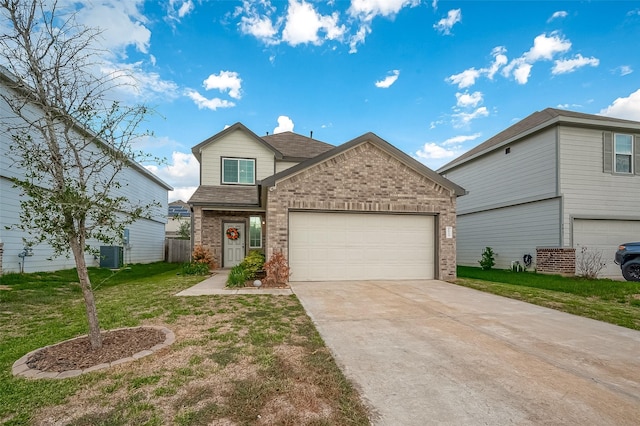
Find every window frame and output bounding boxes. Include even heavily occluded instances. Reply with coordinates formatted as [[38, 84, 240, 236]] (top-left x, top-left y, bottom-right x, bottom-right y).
[[614, 133, 633, 174], [249, 216, 262, 249], [221, 157, 256, 185]]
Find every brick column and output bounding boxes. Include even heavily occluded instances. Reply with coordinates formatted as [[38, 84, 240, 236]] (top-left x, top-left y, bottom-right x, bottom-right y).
[[536, 247, 576, 276]]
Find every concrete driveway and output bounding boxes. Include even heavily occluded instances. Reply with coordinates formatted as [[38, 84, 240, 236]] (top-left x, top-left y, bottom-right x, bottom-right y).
[[290, 280, 640, 425]]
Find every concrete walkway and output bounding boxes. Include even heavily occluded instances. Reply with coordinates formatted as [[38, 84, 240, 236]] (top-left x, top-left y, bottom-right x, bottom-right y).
[[175, 270, 293, 296], [290, 279, 640, 426]]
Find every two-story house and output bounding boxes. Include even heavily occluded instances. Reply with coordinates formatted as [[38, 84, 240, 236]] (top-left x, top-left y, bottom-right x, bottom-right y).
[[188, 123, 465, 282], [438, 108, 640, 279], [0, 67, 171, 274]]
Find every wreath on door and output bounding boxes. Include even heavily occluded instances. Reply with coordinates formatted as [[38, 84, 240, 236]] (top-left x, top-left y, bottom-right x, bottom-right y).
[[226, 227, 240, 240]]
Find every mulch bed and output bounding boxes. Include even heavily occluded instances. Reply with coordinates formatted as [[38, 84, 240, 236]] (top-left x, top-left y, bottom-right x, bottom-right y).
[[26, 328, 166, 372]]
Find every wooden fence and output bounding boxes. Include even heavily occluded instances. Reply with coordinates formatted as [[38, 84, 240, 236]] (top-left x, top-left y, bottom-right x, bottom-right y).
[[165, 239, 191, 263]]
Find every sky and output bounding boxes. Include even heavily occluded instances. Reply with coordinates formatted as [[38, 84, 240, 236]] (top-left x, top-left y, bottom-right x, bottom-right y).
[[6, 1, 640, 202]]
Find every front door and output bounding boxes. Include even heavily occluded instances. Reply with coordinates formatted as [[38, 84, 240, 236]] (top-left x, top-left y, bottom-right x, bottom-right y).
[[224, 222, 245, 267]]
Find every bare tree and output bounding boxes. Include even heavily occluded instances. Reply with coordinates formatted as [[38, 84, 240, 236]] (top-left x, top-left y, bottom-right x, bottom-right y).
[[1, 1, 156, 348]]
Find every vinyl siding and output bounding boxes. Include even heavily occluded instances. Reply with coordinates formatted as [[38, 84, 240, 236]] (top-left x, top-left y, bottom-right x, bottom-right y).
[[456, 198, 561, 269], [444, 127, 558, 215], [275, 160, 300, 174], [558, 126, 640, 246], [0, 81, 168, 273], [200, 129, 276, 185]]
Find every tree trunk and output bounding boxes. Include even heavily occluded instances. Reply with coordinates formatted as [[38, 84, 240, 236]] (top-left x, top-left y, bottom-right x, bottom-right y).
[[69, 239, 102, 349]]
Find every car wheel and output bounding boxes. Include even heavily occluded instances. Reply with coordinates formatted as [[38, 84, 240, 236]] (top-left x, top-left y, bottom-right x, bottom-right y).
[[621, 259, 640, 282]]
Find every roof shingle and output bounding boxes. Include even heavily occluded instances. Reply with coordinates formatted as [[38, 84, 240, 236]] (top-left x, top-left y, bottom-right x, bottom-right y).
[[188, 185, 259, 206], [262, 131, 334, 159]]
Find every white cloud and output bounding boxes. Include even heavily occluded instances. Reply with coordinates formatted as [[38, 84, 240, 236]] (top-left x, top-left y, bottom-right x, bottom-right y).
[[552, 54, 599, 74], [442, 133, 482, 145], [501, 32, 571, 84], [446, 68, 480, 89], [236, 0, 280, 44], [99, 61, 180, 101], [145, 151, 200, 202], [274, 115, 295, 133], [524, 33, 571, 62], [452, 106, 489, 127], [599, 89, 640, 121], [512, 62, 533, 84], [203, 71, 243, 99], [433, 9, 461, 35], [432, 0, 438, 10], [281, 0, 345, 46], [415, 143, 458, 160], [548, 11, 568, 22], [617, 65, 633, 76], [375, 70, 400, 88], [485, 46, 508, 79], [167, 0, 194, 21], [75, 1, 151, 57], [347, 0, 420, 52], [455, 91, 483, 108], [348, 0, 420, 21], [186, 90, 235, 110]]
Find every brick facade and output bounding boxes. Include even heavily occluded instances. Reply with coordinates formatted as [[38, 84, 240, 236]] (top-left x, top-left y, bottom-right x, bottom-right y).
[[193, 208, 265, 268], [265, 142, 458, 281], [536, 247, 576, 276]]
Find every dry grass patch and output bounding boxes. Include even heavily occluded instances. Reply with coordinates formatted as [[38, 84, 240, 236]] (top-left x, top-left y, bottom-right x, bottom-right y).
[[3, 265, 369, 425]]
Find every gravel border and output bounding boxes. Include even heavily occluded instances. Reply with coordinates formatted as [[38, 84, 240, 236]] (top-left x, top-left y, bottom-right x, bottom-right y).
[[12, 325, 175, 380]]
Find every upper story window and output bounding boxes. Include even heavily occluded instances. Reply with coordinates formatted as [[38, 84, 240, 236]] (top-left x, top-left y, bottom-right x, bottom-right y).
[[614, 134, 633, 174], [222, 158, 255, 184]]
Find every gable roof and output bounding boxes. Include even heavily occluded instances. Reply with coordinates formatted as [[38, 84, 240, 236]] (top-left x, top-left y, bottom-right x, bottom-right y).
[[191, 122, 282, 163], [439, 108, 640, 172], [261, 132, 466, 196], [191, 123, 334, 163], [262, 132, 334, 160]]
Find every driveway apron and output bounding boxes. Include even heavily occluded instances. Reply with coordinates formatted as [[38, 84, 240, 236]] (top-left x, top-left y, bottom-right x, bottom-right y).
[[290, 280, 640, 425]]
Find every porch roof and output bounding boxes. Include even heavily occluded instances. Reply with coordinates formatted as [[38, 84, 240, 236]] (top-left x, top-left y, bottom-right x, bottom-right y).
[[188, 185, 260, 207]]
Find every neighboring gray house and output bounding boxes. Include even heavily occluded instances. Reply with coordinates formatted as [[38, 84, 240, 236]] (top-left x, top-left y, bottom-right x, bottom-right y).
[[188, 123, 465, 281], [438, 108, 640, 279], [0, 68, 172, 274]]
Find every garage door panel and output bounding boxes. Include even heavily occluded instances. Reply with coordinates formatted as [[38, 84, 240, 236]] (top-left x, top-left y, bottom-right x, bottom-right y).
[[289, 212, 435, 281], [574, 219, 640, 279]]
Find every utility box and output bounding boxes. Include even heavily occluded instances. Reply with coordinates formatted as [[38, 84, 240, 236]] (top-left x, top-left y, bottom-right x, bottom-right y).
[[100, 246, 123, 269]]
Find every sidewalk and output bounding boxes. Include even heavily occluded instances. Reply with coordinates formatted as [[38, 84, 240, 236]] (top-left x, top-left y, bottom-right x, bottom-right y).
[[175, 270, 293, 296]]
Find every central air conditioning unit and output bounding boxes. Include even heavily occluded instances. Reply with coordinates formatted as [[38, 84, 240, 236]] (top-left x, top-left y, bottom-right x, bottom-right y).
[[100, 246, 123, 269]]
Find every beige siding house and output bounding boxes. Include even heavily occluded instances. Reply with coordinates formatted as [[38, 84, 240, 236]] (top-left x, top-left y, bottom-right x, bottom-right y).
[[439, 108, 640, 279], [189, 123, 465, 281]]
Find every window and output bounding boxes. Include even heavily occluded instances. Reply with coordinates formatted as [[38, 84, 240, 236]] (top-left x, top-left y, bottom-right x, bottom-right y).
[[614, 134, 633, 174], [249, 216, 262, 248], [222, 158, 255, 184]]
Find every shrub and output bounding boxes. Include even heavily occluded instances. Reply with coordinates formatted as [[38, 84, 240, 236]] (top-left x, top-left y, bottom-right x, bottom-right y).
[[479, 247, 496, 270], [192, 244, 216, 269], [226, 264, 248, 288], [181, 262, 210, 276], [576, 246, 606, 279], [263, 251, 290, 287], [240, 250, 265, 281]]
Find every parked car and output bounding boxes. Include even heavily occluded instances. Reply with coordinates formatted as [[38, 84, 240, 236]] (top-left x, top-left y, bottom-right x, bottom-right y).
[[614, 242, 640, 282]]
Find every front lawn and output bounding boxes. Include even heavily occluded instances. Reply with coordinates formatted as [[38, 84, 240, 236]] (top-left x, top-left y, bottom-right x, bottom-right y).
[[0, 263, 369, 425], [456, 266, 640, 330]]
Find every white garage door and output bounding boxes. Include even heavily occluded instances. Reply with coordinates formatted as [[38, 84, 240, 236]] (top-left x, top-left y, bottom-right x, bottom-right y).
[[573, 219, 640, 279], [289, 212, 435, 281]]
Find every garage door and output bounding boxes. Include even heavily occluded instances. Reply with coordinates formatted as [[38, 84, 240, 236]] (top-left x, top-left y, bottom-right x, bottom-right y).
[[574, 219, 640, 279], [289, 212, 435, 281]]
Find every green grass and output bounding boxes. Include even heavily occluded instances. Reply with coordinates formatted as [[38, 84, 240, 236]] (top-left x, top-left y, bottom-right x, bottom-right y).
[[457, 266, 640, 330], [0, 263, 369, 425]]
